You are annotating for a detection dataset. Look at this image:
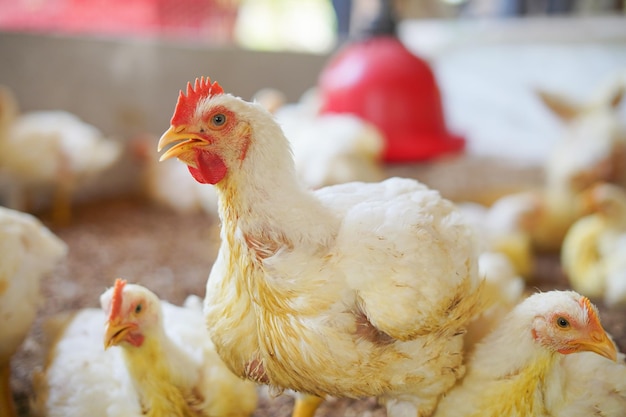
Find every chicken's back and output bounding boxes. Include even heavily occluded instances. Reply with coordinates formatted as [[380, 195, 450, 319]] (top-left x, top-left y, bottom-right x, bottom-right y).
[[316, 178, 482, 337]]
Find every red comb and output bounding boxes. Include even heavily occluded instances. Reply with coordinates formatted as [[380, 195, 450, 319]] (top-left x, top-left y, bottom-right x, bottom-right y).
[[109, 278, 127, 320], [171, 76, 224, 126]]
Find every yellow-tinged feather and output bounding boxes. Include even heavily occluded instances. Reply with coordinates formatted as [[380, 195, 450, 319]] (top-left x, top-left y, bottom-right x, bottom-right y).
[[561, 216, 607, 297], [468, 355, 555, 417], [121, 338, 199, 417]]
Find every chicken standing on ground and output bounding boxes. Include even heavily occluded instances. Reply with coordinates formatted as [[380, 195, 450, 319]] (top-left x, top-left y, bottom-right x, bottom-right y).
[[433, 290, 623, 417], [561, 182, 626, 306], [32, 279, 258, 417], [158, 77, 484, 417], [526, 81, 626, 252], [0, 86, 122, 224], [0, 207, 67, 417]]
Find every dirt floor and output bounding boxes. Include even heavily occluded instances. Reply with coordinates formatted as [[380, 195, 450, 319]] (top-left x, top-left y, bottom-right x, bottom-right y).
[[10, 195, 626, 417]]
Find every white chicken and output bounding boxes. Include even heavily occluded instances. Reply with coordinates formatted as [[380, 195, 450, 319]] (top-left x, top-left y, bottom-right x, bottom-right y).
[[0, 85, 122, 224], [0, 206, 67, 417], [539, 82, 626, 194], [158, 77, 484, 417], [527, 81, 626, 252], [561, 182, 626, 307], [457, 191, 543, 280], [462, 251, 526, 354], [433, 290, 623, 417], [32, 278, 258, 417]]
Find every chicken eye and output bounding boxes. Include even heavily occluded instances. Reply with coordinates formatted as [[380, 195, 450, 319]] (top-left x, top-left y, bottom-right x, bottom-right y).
[[135, 304, 142, 314], [212, 113, 226, 126], [556, 317, 569, 328]]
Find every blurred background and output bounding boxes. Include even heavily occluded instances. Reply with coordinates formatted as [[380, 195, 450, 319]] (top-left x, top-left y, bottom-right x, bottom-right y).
[[0, 0, 625, 201]]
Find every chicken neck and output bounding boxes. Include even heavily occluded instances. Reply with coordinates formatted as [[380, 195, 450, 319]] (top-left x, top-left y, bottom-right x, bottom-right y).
[[121, 332, 201, 417], [461, 323, 560, 416], [215, 161, 340, 259]]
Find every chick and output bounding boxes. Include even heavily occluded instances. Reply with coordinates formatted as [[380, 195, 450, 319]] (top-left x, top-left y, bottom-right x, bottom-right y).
[[561, 182, 626, 306], [32, 279, 258, 417], [434, 290, 621, 417]]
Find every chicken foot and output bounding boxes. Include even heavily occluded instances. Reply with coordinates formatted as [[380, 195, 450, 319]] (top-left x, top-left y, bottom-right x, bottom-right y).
[[292, 393, 324, 417]]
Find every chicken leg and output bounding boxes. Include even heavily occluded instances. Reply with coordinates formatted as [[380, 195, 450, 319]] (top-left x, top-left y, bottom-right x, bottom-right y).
[[0, 360, 17, 417], [51, 181, 73, 226], [292, 393, 324, 417]]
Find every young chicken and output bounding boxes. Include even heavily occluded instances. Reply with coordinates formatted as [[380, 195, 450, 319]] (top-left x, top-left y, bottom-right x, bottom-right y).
[[0, 85, 122, 224], [433, 290, 622, 417], [561, 182, 626, 306], [0, 206, 67, 417], [538, 83, 626, 193], [32, 279, 258, 417], [528, 81, 626, 252], [158, 77, 485, 417]]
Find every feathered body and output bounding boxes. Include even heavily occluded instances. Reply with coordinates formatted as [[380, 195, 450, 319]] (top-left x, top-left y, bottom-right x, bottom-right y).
[[458, 192, 542, 279], [158, 78, 484, 417], [463, 251, 526, 354], [561, 182, 626, 306], [529, 82, 626, 252], [32, 281, 257, 417], [0, 86, 121, 222], [0, 206, 67, 417], [433, 290, 621, 417]]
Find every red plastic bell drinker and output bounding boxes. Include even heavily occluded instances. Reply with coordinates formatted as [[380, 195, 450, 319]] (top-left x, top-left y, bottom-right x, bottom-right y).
[[318, 36, 465, 162]]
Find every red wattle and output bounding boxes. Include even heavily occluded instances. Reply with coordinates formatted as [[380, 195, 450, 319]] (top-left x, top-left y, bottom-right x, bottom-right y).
[[188, 149, 227, 184]]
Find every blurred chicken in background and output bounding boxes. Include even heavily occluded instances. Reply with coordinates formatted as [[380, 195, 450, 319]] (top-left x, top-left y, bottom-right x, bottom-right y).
[[256, 87, 387, 190], [525, 79, 626, 252], [0, 86, 122, 225], [457, 191, 543, 280], [0, 206, 67, 417], [562, 182, 626, 307], [130, 133, 219, 216]]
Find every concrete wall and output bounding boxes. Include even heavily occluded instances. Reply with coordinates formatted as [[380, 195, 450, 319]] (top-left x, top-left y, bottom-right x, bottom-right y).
[[0, 32, 329, 199]]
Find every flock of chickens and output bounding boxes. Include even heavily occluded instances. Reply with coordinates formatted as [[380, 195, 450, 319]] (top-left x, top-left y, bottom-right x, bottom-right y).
[[1, 72, 626, 417]]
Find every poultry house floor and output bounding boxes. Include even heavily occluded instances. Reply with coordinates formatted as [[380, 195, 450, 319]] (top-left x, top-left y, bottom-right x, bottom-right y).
[[11, 196, 626, 417]]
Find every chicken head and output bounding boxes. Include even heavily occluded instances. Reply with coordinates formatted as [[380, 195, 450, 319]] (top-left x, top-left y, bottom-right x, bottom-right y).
[[158, 77, 251, 185], [101, 278, 160, 349], [529, 292, 616, 360]]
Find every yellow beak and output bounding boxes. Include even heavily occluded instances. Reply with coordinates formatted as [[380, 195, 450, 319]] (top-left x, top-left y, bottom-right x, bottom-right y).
[[157, 125, 207, 162], [103, 318, 137, 350], [576, 329, 618, 362]]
